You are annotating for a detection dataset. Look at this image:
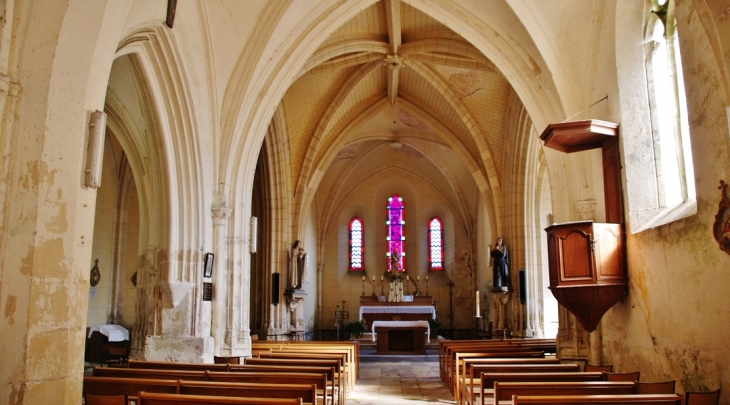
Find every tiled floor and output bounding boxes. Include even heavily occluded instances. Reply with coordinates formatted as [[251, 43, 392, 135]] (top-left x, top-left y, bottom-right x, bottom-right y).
[[348, 361, 456, 404]]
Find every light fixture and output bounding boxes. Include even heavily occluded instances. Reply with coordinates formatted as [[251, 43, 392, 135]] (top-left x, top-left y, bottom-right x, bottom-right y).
[[85, 110, 106, 188]]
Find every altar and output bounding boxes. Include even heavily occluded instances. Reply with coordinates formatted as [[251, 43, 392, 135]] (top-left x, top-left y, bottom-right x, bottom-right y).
[[359, 295, 434, 355], [359, 295, 435, 328]]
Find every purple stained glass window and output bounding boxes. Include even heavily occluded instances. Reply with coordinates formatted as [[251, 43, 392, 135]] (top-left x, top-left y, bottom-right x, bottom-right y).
[[349, 218, 363, 271], [429, 217, 444, 270], [387, 195, 405, 272]]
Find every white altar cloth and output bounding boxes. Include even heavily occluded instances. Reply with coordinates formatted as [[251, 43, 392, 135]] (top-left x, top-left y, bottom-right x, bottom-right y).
[[88, 324, 129, 342], [371, 320, 430, 343], [359, 305, 436, 321]]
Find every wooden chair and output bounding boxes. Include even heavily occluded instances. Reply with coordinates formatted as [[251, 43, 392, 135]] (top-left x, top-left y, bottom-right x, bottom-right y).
[[105, 346, 128, 367], [585, 365, 613, 372], [603, 371, 640, 382], [84, 392, 128, 405], [685, 389, 721, 405], [214, 356, 241, 365], [635, 380, 676, 394]]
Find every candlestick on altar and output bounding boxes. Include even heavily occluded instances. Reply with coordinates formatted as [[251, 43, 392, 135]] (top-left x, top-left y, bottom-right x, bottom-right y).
[[426, 276, 429, 295], [362, 276, 366, 296]]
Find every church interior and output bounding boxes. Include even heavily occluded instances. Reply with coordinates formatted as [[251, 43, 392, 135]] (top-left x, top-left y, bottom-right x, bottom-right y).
[[1, 0, 730, 404]]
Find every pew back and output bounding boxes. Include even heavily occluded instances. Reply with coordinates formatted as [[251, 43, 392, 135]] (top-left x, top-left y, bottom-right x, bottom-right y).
[[136, 392, 303, 405], [177, 381, 316, 404], [511, 394, 681, 405]]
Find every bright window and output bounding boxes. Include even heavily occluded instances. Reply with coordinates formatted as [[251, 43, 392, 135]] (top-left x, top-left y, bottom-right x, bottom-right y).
[[428, 217, 444, 271], [349, 217, 363, 271], [386, 195, 405, 272], [632, 0, 696, 231]]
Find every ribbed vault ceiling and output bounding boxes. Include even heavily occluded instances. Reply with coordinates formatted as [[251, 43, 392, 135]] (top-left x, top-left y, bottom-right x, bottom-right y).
[[280, 0, 520, 229]]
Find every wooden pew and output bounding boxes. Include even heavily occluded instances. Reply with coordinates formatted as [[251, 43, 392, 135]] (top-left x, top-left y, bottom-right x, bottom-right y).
[[271, 346, 358, 385], [480, 372, 605, 405], [445, 346, 538, 391], [83, 376, 179, 403], [492, 381, 636, 404], [438, 339, 556, 380], [442, 343, 547, 387], [93, 366, 207, 381], [178, 381, 316, 405], [206, 371, 332, 405], [136, 392, 303, 405], [128, 360, 230, 372], [245, 356, 343, 405], [250, 341, 359, 375], [448, 350, 546, 401], [460, 363, 581, 405], [510, 394, 681, 405], [258, 351, 350, 392], [228, 364, 338, 405]]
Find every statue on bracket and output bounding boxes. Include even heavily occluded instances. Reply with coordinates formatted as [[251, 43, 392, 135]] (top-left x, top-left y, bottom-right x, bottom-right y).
[[289, 240, 307, 289], [491, 237, 510, 288]]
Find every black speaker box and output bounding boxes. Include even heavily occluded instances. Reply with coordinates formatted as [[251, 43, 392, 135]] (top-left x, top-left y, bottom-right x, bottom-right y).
[[272, 273, 280, 305], [518, 270, 526, 303]]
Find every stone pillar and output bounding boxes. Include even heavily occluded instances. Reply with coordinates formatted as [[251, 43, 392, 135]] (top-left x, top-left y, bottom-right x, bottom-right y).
[[211, 208, 230, 354]]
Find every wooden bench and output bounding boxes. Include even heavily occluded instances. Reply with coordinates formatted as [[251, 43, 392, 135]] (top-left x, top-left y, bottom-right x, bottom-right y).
[[206, 371, 332, 405], [251, 341, 359, 376], [480, 372, 605, 405], [438, 339, 556, 380], [178, 381, 316, 405], [128, 360, 230, 372], [510, 394, 681, 405], [83, 376, 179, 403], [460, 363, 581, 405], [136, 391, 303, 405], [244, 357, 343, 405], [93, 366, 208, 381], [443, 344, 547, 389], [448, 351, 546, 401], [270, 346, 358, 385], [257, 351, 350, 393], [229, 364, 338, 405], [493, 381, 637, 404]]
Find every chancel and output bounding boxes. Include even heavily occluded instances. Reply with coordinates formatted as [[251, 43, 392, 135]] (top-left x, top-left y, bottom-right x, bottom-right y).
[[1, 1, 729, 404]]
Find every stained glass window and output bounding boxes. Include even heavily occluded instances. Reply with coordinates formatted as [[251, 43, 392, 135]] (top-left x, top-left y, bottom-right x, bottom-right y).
[[428, 217, 444, 270], [349, 217, 363, 271], [386, 195, 405, 272]]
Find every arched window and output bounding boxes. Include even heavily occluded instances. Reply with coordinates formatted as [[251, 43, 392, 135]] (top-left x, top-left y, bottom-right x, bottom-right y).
[[428, 217, 444, 271], [623, 0, 696, 232], [349, 217, 364, 271], [386, 195, 405, 272]]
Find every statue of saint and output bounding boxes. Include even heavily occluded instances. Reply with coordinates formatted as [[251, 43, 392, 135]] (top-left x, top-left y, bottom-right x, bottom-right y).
[[290, 240, 306, 289], [490, 237, 509, 287], [390, 248, 400, 271]]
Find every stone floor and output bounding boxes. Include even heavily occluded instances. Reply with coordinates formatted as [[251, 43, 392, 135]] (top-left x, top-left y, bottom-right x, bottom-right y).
[[348, 360, 456, 404]]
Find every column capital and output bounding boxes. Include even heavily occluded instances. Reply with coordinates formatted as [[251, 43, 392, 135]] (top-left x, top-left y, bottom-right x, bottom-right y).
[[212, 208, 231, 221]]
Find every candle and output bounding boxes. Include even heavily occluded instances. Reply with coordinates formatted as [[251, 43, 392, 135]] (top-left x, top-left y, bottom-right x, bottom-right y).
[[426, 275, 428, 281], [362, 275, 365, 281], [407, 275, 409, 281], [417, 275, 420, 281], [381, 276, 383, 281], [372, 275, 375, 282], [476, 291, 481, 317]]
